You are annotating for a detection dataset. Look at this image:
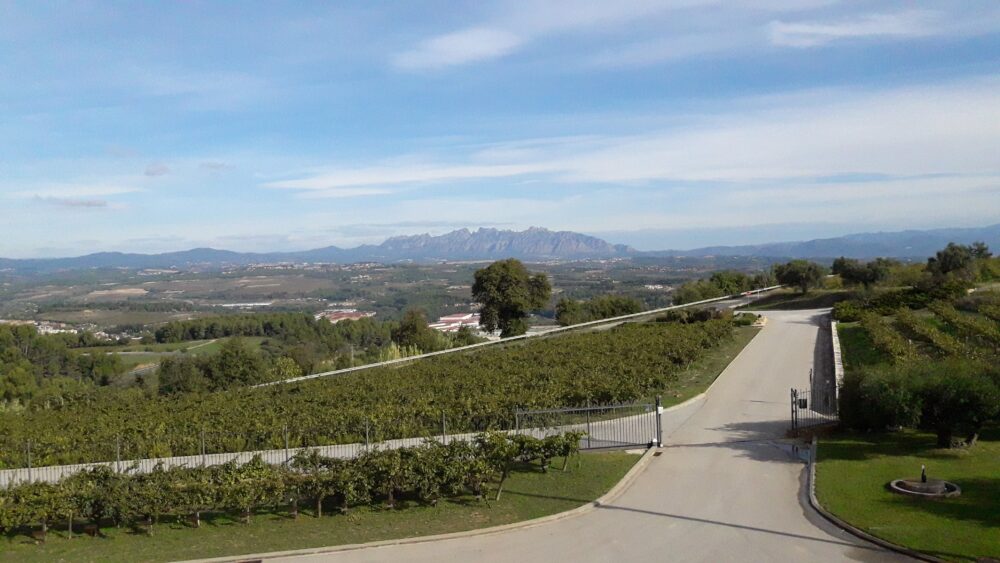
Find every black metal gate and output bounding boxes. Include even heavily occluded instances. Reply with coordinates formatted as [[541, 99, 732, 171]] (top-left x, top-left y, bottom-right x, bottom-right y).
[[515, 397, 662, 450], [790, 388, 838, 436]]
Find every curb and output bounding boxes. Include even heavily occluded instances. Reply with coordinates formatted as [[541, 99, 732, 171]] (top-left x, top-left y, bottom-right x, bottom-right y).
[[806, 436, 944, 563], [181, 447, 658, 563]]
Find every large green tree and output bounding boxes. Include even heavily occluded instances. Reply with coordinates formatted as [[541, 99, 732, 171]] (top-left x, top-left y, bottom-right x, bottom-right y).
[[774, 260, 826, 294], [472, 259, 551, 337]]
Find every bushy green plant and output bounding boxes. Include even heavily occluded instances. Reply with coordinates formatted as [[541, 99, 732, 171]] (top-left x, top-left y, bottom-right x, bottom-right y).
[[831, 301, 864, 322], [839, 368, 922, 431]]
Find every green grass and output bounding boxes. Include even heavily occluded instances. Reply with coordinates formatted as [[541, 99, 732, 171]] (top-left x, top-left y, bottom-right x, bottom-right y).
[[816, 427, 1000, 562], [740, 289, 851, 311], [660, 325, 760, 408], [836, 322, 890, 370], [0, 452, 640, 563]]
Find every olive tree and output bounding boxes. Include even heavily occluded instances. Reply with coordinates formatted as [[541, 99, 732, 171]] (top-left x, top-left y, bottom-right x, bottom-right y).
[[472, 259, 551, 337]]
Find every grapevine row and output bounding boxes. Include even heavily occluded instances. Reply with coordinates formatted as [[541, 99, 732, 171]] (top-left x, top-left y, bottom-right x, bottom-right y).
[[0, 432, 582, 540]]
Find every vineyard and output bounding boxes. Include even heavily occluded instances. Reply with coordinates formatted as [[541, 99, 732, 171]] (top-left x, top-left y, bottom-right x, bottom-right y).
[[838, 297, 1000, 444], [855, 300, 1000, 363], [0, 319, 737, 469], [0, 431, 582, 542]]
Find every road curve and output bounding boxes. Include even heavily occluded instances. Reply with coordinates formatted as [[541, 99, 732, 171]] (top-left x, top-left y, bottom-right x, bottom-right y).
[[279, 310, 909, 563]]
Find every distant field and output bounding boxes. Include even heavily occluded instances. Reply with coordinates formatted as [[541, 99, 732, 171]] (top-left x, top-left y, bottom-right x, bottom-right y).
[[36, 309, 206, 327]]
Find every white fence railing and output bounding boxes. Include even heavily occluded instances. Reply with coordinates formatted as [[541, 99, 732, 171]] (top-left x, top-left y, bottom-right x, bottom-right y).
[[830, 319, 844, 409]]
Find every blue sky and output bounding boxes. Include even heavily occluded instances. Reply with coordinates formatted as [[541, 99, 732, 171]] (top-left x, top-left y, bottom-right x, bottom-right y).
[[1, 1, 999, 257]]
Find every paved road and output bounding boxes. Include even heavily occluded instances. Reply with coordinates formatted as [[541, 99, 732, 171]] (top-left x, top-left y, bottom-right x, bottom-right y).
[[279, 310, 909, 563]]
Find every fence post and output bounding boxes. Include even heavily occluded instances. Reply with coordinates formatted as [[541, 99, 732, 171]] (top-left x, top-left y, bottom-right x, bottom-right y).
[[655, 395, 663, 447], [115, 435, 121, 473], [26, 440, 32, 483], [200, 430, 206, 467], [440, 412, 447, 445], [514, 410, 520, 432], [585, 403, 592, 449], [364, 420, 370, 452], [790, 389, 797, 436], [283, 425, 290, 465]]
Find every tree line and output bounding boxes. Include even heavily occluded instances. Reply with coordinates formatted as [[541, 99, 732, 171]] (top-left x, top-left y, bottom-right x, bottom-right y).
[[0, 324, 128, 410]]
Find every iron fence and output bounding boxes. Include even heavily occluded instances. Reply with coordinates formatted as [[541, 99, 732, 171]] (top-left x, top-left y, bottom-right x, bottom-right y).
[[516, 397, 662, 451]]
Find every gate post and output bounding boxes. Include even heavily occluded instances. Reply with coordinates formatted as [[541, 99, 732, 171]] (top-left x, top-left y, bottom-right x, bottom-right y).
[[655, 395, 663, 447], [790, 388, 798, 436]]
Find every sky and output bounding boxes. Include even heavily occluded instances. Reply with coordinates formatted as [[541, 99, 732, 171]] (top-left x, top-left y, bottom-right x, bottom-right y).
[[1, 1, 999, 257]]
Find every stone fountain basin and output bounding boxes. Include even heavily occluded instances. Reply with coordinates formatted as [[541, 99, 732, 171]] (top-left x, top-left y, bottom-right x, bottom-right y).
[[888, 478, 961, 498]]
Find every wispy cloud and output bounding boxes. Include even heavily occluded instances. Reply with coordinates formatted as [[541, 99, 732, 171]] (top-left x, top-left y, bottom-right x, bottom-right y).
[[12, 184, 142, 199], [34, 195, 109, 208], [144, 162, 170, 176], [769, 10, 939, 47], [393, 28, 524, 70], [263, 162, 547, 196], [265, 78, 1000, 194]]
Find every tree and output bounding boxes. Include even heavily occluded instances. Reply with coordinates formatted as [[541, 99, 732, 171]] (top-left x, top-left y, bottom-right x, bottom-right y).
[[556, 295, 643, 326], [708, 271, 752, 295], [773, 260, 825, 294], [970, 241, 992, 260], [927, 243, 975, 279], [917, 362, 1000, 448], [392, 308, 445, 353], [472, 259, 551, 337], [832, 257, 891, 289]]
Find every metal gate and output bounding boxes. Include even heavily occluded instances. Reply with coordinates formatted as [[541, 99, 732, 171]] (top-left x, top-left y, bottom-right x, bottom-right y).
[[790, 388, 838, 436], [515, 397, 663, 450]]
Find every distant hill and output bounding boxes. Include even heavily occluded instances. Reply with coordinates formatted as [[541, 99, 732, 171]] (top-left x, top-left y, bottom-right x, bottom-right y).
[[660, 224, 1000, 260], [0, 228, 634, 273], [2, 224, 997, 273]]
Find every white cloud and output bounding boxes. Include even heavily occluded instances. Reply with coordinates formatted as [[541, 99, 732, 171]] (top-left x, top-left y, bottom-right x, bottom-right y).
[[10, 184, 143, 199], [266, 78, 1000, 194], [264, 162, 547, 194], [392, 28, 524, 70], [769, 10, 939, 47]]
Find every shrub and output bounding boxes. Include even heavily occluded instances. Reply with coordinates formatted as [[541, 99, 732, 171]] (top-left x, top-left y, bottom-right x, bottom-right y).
[[839, 368, 922, 431], [832, 300, 864, 322]]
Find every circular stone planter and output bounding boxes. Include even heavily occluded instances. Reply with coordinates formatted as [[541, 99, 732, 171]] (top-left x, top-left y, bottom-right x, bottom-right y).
[[888, 478, 961, 498]]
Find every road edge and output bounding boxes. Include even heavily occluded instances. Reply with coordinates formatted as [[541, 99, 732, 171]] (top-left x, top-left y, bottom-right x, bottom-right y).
[[806, 436, 944, 563], [181, 447, 657, 563]]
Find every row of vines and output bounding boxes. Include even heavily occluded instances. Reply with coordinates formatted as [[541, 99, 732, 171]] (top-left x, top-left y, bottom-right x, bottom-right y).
[[0, 320, 735, 468], [839, 297, 1000, 445], [0, 432, 583, 540]]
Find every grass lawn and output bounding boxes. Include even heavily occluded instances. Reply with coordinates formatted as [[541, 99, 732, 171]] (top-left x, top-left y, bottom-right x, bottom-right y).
[[740, 289, 851, 311], [836, 322, 890, 371], [0, 452, 640, 563], [816, 427, 1000, 562], [659, 325, 760, 408]]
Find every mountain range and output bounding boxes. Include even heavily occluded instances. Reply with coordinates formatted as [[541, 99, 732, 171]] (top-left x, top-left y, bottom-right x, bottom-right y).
[[1, 224, 998, 273]]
